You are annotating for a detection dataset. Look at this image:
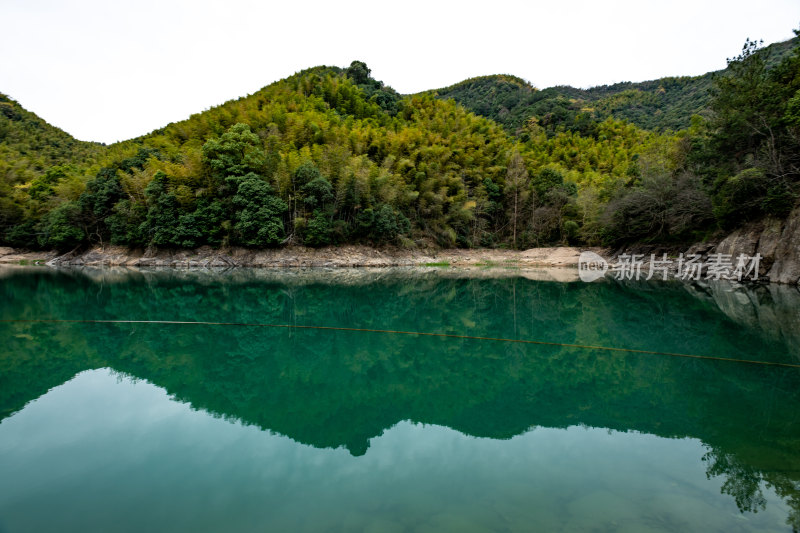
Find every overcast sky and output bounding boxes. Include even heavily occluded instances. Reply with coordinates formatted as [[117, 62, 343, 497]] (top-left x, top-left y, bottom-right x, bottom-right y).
[[1, 0, 798, 144]]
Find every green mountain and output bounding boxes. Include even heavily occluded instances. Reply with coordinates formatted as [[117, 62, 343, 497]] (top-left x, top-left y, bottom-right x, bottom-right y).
[[431, 37, 800, 134], [0, 93, 102, 169], [0, 93, 102, 236], [1, 63, 529, 250], [0, 34, 798, 252], [0, 62, 690, 251]]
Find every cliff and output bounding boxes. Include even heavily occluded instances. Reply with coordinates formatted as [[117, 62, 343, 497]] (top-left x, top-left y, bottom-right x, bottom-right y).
[[713, 205, 800, 285]]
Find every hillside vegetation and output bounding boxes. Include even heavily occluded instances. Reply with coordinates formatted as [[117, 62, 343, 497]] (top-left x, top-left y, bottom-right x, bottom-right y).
[[0, 34, 798, 252], [432, 37, 799, 134], [0, 93, 102, 239]]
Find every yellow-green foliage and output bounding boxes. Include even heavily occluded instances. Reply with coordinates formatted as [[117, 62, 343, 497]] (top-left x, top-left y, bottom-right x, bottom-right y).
[[522, 117, 683, 192], [0, 65, 687, 249]]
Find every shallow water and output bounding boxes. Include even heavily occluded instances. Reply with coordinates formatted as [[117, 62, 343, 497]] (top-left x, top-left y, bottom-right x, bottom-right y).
[[1, 267, 799, 532]]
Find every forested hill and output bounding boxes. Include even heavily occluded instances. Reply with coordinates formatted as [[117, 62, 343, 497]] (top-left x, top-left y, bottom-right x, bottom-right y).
[[0, 93, 104, 240], [1, 62, 524, 250], [1, 34, 799, 253], [431, 36, 800, 134], [0, 93, 102, 171]]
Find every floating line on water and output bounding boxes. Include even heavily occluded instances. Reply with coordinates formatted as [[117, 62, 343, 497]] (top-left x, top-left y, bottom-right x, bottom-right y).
[[3, 318, 800, 370]]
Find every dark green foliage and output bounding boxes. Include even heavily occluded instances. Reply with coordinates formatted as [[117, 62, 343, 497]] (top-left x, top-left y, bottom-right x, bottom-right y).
[[304, 209, 332, 246], [134, 173, 228, 249], [763, 180, 796, 217], [108, 200, 147, 246], [713, 168, 769, 228], [37, 202, 84, 250], [78, 167, 125, 244], [142, 171, 180, 246], [171, 200, 226, 249], [345, 60, 401, 115], [117, 148, 160, 173], [79, 168, 124, 220], [373, 204, 402, 242], [302, 176, 334, 210], [701, 32, 800, 226], [431, 37, 799, 134], [230, 173, 287, 246], [563, 220, 579, 241], [355, 204, 409, 243], [432, 74, 710, 134], [532, 168, 565, 200], [293, 161, 322, 189], [5, 220, 38, 248], [346, 61, 371, 85], [712, 169, 795, 228], [482, 178, 503, 205]]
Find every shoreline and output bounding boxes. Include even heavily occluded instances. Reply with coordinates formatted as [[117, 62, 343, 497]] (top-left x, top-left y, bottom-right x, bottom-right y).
[[1, 242, 798, 285], [0, 245, 600, 270]]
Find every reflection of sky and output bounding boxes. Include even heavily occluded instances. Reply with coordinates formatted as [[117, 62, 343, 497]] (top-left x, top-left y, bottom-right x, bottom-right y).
[[0, 369, 790, 533]]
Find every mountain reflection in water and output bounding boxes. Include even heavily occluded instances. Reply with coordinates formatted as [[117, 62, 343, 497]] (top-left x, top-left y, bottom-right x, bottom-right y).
[[1, 267, 799, 532]]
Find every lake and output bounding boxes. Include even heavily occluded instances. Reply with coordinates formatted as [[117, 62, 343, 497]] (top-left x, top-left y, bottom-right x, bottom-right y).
[[1, 266, 799, 532]]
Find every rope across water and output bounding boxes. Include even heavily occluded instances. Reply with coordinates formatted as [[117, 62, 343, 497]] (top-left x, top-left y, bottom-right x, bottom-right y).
[[3, 318, 799, 370]]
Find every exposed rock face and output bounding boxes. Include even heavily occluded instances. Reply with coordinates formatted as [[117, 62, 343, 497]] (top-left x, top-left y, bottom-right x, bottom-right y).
[[768, 207, 800, 284], [714, 206, 800, 285], [606, 206, 800, 285]]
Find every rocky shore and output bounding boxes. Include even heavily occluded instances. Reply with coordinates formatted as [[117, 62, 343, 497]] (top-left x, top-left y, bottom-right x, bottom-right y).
[[1, 203, 798, 285], [0, 244, 599, 270]]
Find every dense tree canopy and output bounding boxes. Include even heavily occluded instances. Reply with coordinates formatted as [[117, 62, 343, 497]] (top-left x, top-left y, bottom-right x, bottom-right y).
[[432, 37, 799, 135], [1, 35, 799, 251]]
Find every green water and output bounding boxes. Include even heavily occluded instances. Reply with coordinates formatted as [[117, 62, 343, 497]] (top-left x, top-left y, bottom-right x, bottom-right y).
[[1, 267, 799, 532]]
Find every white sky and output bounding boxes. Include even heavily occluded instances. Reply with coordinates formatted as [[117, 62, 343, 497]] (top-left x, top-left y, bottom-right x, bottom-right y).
[[1, 0, 798, 144]]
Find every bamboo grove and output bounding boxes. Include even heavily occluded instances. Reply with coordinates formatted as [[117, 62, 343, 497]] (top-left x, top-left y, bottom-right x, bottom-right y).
[[1, 34, 799, 251]]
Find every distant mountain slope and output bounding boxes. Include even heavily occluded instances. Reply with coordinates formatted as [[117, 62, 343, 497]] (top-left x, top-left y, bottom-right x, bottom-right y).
[[0, 93, 102, 172], [431, 37, 799, 133], [0, 93, 103, 235]]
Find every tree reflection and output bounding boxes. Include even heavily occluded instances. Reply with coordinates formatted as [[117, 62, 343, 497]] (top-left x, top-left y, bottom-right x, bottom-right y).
[[2, 267, 800, 522]]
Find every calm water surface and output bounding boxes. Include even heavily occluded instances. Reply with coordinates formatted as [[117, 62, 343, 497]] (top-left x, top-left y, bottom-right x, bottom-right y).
[[1, 267, 799, 532]]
